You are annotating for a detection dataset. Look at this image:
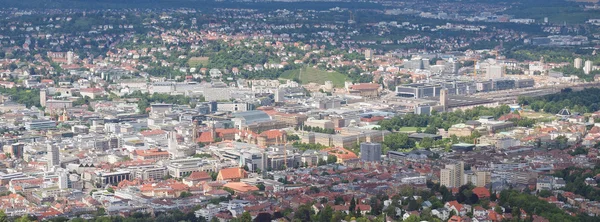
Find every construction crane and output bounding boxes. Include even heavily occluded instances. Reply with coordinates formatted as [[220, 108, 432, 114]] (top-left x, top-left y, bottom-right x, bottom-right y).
[[471, 58, 478, 78], [284, 142, 287, 170]]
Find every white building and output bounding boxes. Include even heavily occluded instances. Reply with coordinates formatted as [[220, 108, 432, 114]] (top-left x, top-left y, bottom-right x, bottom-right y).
[[584, 60, 593, 74], [574, 58, 583, 69]]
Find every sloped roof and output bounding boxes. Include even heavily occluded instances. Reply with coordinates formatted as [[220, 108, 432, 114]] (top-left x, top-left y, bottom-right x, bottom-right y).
[[218, 167, 247, 180], [557, 108, 571, 116], [187, 171, 211, 181]]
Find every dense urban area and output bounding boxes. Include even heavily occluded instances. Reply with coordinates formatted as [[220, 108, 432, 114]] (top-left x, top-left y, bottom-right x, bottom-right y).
[[0, 0, 599, 221]]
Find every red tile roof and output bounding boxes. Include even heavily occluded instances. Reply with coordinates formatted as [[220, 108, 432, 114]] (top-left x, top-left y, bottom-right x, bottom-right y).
[[223, 182, 259, 193], [447, 200, 463, 212], [140, 129, 166, 137], [472, 187, 491, 198], [187, 171, 211, 181], [217, 167, 247, 181], [350, 83, 380, 90], [80, 87, 104, 93], [259, 129, 284, 139]]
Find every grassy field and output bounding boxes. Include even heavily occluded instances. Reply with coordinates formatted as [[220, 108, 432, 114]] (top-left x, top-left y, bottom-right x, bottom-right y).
[[521, 111, 556, 120], [398, 127, 419, 133], [280, 66, 347, 87], [188, 57, 210, 67]]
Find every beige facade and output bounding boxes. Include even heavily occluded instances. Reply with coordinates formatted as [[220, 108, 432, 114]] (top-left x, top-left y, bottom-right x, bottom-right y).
[[304, 119, 335, 130], [440, 161, 464, 188], [448, 124, 474, 137]]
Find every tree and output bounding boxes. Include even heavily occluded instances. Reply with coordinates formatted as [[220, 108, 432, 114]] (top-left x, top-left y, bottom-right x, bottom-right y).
[[407, 198, 419, 211], [539, 190, 553, 198], [334, 196, 345, 205], [370, 196, 383, 216], [239, 212, 252, 222], [327, 155, 338, 164], [318, 205, 333, 222], [254, 213, 271, 222], [179, 191, 193, 198], [0, 210, 7, 222], [404, 215, 421, 222], [424, 126, 437, 134], [495, 206, 503, 214], [15, 215, 32, 222], [294, 204, 314, 222], [349, 197, 356, 216], [420, 137, 434, 149], [331, 211, 344, 222], [382, 133, 415, 151]]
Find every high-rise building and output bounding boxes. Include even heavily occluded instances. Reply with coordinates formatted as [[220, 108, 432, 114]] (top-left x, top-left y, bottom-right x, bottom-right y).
[[475, 171, 491, 187], [440, 161, 464, 188], [464, 170, 491, 187], [360, 142, 382, 162], [274, 88, 284, 103], [440, 88, 449, 112], [47, 143, 60, 168], [58, 171, 68, 189], [364, 49, 373, 60], [40, 89, 47, 107], [574, 58, 583, 69], [67, 51, 74, 65], [584, 60, 593, 74], [167, 131, 178, 158]]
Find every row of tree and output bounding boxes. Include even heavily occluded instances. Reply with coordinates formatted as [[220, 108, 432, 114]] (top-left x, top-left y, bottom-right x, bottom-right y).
[[518, 87, 600, 114], [300, 126, 336, 134], [378, 105, 512, 132]]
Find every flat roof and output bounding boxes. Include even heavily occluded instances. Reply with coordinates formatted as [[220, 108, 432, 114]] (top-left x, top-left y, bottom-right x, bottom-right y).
[[428, 95, 494, 108]]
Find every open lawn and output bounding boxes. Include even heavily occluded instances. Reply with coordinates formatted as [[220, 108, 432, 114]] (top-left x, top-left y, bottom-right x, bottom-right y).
[[280, 66, 347, 87], [521, 110, 556, 120], [188, 57, 210, 67], [398, 127, 419, 133]]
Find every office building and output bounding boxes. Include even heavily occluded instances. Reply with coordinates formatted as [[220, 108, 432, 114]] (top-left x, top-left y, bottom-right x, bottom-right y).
[[486, 65, 504, 79], [3, 143, 24, 159], [440, 88, 448, 112], [415, 104, 431, 115], [47, 143, 60, 168], [360, 142, 382, 162], [25, 120, 57, 130], [574, 58, 583, 69], [95, 171, 131, 185], [440, 161, 464, 188]]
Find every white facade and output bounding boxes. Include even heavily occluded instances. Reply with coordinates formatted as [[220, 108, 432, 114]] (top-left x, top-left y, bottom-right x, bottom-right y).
[[574, 58, 583, 69], [584, 60, 593, 74]]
